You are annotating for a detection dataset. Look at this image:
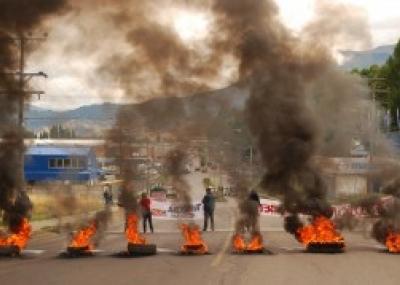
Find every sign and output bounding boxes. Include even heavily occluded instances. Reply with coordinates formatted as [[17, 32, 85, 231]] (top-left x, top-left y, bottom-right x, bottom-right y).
[[150, 190, 167, 201], [151, 199, 203, 220], [332, 196, 394, 218], [259, 198, 281, 216]]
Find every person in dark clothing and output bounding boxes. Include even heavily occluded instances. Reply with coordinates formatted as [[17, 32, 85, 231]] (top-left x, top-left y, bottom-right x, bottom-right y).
[[246, 190, 261, 233], [140, 192, 153, 233], [103, 184, 113, 205], [202, 187, 215, 231], [248, 190, 261, 205]]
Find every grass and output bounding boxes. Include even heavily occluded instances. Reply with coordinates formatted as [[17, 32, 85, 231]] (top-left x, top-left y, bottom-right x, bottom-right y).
[[29, 191, 104, 222]]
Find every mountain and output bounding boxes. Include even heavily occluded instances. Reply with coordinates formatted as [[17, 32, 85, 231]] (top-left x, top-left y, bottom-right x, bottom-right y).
[[26, 86, 248, 138], [340, 45, 395, 70], [26, 103, 121, 137]]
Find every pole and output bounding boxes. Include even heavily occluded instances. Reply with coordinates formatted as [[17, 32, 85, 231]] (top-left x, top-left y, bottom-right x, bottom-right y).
[[18, 35, 25, 127], [17, 34, 26, 189], [146, 140, 149, 194], [249, 145, 254, 186]]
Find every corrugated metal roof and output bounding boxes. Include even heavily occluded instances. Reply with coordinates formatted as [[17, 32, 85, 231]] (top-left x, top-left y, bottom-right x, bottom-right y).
[[26, 146, 92, 156]]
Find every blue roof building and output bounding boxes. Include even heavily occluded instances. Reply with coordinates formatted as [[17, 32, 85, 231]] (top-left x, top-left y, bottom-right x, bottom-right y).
[[24, 145, 101, 183]]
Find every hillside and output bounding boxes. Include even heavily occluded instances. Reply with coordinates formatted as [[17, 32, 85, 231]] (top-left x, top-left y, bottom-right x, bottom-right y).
[[340, 45, 395, 70], [26, 86, 248, 138]]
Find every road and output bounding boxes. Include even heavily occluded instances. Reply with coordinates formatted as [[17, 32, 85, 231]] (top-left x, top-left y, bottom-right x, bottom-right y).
[[1, 173, 399, 285]]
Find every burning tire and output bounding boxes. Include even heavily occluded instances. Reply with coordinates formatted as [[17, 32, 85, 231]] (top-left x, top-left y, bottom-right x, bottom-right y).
[[306, 242, 345, 254], [127, 243, 157, 256], [180, 224, 209, 255], [0, 245, 20, 257], [65, 246, 93, 257]]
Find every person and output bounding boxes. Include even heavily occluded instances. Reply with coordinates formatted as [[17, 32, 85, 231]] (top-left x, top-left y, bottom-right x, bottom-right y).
[[248, 190, 261, 205], [202, 187, 215, 231], [140, 192, 154, 233], [246, 190, 261, 234], [103, 183, 113, 205]]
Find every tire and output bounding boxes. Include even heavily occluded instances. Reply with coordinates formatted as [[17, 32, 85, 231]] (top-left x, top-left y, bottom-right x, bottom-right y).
[[127, 244, 157, 256], [0, 245, 20, 257]]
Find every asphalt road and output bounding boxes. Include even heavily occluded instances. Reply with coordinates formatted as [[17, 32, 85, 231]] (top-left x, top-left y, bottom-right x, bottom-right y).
[[1, 230, 399, 285], [1, 206, 399, 285], [1, 173, 399, 285]]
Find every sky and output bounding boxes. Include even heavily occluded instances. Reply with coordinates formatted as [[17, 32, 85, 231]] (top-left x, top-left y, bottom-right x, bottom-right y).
[[28, 0, 400, 111], [278, 0, 400, 47]]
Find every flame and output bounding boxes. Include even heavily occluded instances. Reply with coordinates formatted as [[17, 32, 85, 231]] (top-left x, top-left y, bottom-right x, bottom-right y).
[[386, 232, 400, 253], [125, 214, 146, 245], [233, 234, 246, 252], [69, 222, 97, 249], [297, 216, 344, 246], [232, 233, 264, 252], [180, 224, 208, 254], [247, 233, 264, 251], [0, 218, 32, 250]]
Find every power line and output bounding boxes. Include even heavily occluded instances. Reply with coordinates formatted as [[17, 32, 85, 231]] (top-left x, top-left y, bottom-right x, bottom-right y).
[[1, 32, 49, 182]]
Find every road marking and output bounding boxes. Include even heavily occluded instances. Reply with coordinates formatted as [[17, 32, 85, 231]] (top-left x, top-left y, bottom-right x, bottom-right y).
[[21, 249, 46, 255], [58, 249, 105, 254], [211, 232, 232, 267], [157, 247, 177, 253]]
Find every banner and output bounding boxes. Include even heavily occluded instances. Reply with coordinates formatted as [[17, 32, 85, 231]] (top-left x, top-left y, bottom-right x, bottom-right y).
[[151, 199, 203, 220], [259, 198, 281, 216], [150, 196, 393, 219], [332, 196, 394, 218]]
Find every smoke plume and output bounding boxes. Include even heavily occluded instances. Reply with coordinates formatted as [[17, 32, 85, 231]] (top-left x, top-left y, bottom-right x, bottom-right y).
[[370, 170, 400, 246], [165, 148, 192, 212], [20, 0, 392, 241], [0, 0, 67, 230], [208, 0, 384, 239]]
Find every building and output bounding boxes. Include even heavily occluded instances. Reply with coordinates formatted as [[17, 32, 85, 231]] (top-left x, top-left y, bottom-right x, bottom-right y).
[[24, 145, 101, 184], [316, 156, 379, 196]]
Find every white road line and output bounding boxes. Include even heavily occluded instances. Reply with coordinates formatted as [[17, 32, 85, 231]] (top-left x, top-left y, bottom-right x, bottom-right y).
[[21, 249, 46, 255], [157, 247, 177, 253], [211, 232, 232, 267]]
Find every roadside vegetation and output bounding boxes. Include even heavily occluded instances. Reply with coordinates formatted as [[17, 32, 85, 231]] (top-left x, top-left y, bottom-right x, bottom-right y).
[[352, 39, 400, 130], [27, 184, 104, 221]]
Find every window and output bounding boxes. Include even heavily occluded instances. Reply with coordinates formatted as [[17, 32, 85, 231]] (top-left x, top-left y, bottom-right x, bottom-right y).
[[57, 158, 63, 168], [48, 157, 87, 169], [49, 159, 56, 168], [64, 159, 71, 168]]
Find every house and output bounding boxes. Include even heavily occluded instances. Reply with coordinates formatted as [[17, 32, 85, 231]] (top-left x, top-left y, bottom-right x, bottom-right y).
[[24, 145, 101, 184], [316, 156, 379, 196]]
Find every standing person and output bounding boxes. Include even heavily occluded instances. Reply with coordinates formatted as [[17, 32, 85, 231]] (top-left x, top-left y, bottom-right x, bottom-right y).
[[247, 190, 261, 234], [248, 190, 261, 205], [140, 192, 154, 233], [202, 187, 215, 231], [103, 183, 113, 205]]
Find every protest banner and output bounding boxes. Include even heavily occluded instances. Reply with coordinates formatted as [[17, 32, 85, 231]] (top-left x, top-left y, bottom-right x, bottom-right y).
[[259, 198, 281, 216], [151, 199, 203, 220]]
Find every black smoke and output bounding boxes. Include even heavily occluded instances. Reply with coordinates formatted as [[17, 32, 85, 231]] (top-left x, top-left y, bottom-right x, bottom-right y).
[[0, 0, 67, 230]]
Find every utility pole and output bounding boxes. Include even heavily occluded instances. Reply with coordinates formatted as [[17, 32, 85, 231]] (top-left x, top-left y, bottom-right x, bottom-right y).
[[0, 32, 48, 187], [18, 34, 25, 127], [1, 34, 48, 125], [15, 33, 48, 127]]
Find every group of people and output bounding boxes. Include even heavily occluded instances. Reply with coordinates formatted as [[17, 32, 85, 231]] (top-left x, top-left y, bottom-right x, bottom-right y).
[[138, 188, 218, 234], [106, 183, 260, 234]]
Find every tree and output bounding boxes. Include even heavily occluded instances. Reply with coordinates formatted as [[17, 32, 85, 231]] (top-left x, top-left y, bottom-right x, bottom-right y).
[[39, 130, 49, 139], [352, 39, 400, 130], [48, 124, 76, 138]]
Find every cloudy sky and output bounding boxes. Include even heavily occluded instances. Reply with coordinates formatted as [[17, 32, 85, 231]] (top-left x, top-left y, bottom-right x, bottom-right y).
[[278, 0, 400, 46], [29, 0, 400, 111]]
